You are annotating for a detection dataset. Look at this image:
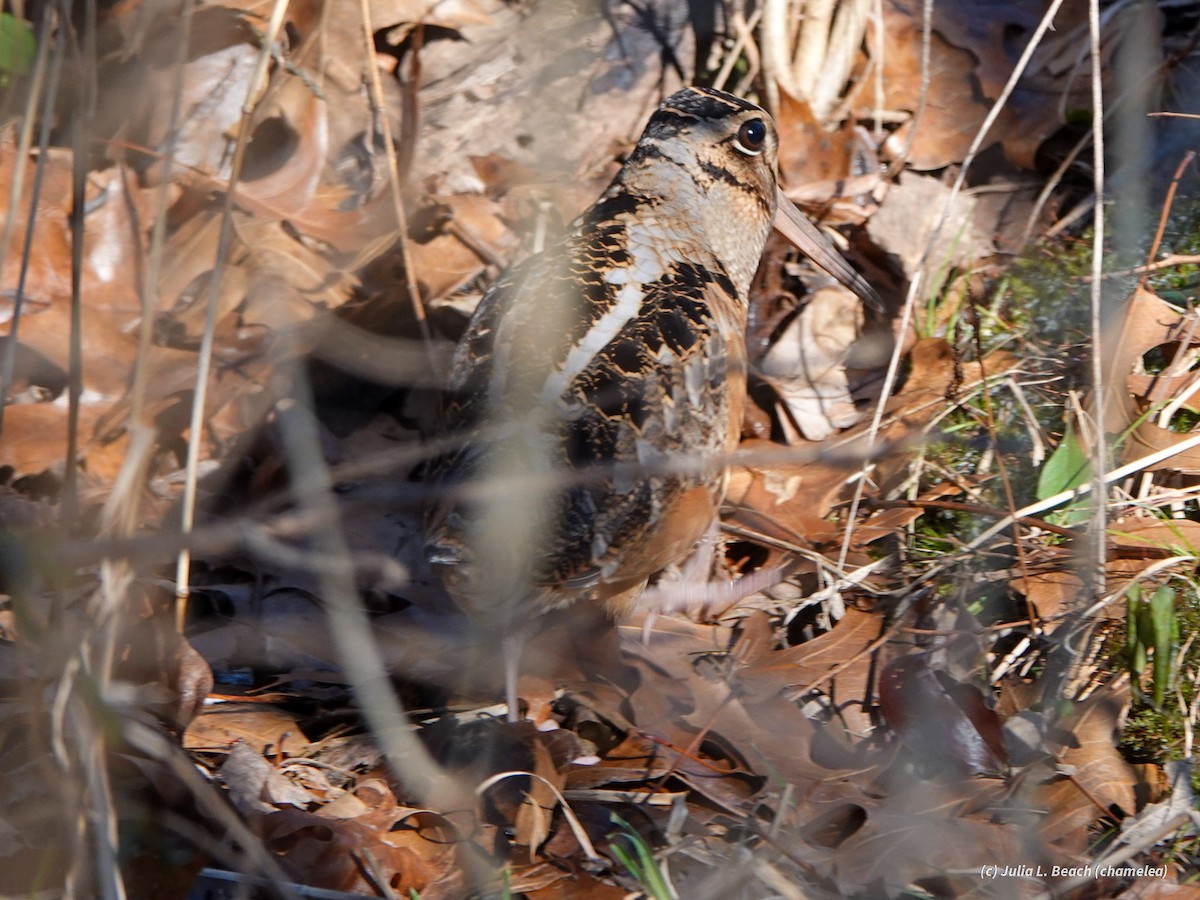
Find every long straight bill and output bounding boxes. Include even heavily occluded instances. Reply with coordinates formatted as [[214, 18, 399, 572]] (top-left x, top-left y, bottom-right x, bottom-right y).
[[772, 187, 883, 312]]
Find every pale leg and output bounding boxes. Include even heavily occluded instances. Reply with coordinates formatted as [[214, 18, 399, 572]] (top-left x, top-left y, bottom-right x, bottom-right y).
[[502, 629, 526, 723]]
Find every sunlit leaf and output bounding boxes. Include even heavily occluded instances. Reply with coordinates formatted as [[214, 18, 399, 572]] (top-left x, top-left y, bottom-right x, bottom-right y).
[[1149, 585, 1176, 710], [1036, 423, 1091, 500], [0, 13, 35, 83]]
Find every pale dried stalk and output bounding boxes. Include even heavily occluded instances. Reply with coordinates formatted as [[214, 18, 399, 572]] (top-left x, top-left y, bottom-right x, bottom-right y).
[[1086, 0, 1108, 594], [4, 14, 133, 898], [760, 0, 870, 121], [968, 431, 1200, 552], [476, 770, 602, 861], [0, 9, 61, 433], [871, 0, 885, 139], [357, 0, 437, 365], [759, 0, 793, 113], [808, 0, 871, 120], [269, 367, 474, 838], [792, 0, 835, 101], [106, 2, 196, 540], [711, 7, 762, 93]]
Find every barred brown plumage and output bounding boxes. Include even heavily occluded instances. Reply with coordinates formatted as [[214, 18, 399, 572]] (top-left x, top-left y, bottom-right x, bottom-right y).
[[424, 86, 880, 720]]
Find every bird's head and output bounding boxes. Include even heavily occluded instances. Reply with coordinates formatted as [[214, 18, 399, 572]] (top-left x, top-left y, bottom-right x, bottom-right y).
[[618, 87, 780, 295], [620, 87, 882, 312]]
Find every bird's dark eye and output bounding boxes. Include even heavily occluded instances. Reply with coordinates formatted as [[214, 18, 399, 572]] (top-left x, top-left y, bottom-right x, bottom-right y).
[[733, 118, 767, 156]]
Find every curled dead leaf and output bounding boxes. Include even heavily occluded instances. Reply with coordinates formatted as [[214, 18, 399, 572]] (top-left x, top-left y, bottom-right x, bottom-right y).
[[1106, 288, 1200, 475]]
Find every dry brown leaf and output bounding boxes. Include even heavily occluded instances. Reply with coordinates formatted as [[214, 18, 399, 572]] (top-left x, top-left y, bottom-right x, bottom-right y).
[[0, 403, 125, 483], [852, 1, 988, 170], [0, 149, 157, 480], [105, 7, 259, 181], [185, 703, 309, 755], [370, 0, 499, 32], [858, 481, 967, 539], [261, 807, 448, 896], [929, 0, 1094, 169], [730, 342, 1013, 560], [152, 203, 243, 326], [411, 0, 691, 203], [234, 215, 357, 322], [726, 439, 852, 546], [316, 778, 409, 835], [1011, 566, 1085, 626], [854, 0, 1093, 170], [1113, 513, 1200, 557], [774, 91, 863, 190], [513, 737, 564, 859], [219, 740, 316, 815], [1105, 288, 1200, 474], [878, 653, 1008, 776], [759, 286, 865, 442], [739, 605, 884, 735], [409, 194, 517, 304], [235, 77, 328, 215], [866, 171, 993, 285], [830, 799, 1022, 895], [1035, 686, 1140, 853], [317, 789, 371, 821]]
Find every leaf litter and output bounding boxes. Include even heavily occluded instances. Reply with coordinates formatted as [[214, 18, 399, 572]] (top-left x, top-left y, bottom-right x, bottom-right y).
[[2, 0, 1200, 897]]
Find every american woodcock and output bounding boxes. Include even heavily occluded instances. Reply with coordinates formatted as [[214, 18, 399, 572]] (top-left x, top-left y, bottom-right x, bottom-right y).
[[425, 87, 881, 719]]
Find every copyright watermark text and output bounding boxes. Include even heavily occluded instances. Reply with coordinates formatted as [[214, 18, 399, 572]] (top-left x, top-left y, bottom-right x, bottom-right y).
[[979, 864, 1167, 879]]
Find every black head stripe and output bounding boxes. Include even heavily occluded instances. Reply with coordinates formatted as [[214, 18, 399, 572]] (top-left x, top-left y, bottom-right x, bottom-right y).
[[663, 87, 760, 119], [647, 87, 764, 141]]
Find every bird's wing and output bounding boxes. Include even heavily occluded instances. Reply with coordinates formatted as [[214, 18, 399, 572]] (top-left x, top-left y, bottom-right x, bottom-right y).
[[544, 257, 744, 592], [427, 228, 746, 602]]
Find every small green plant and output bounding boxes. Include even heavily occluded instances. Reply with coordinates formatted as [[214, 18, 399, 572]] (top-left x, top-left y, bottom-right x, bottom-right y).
[[1036, 421, 1092, 526], [1126, 583, 1180, 710], [1119, 706, 1185, 763], [491, 865, 515, 899], [607, 814, 676, 900], [0, 13, 34, 87]]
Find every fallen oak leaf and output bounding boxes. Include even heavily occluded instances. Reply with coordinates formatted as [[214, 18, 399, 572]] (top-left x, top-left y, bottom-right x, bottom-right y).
[[1104, 288, 1200, 474], [878, 653, 1009, 777], [1033, 685, 1141, 854]]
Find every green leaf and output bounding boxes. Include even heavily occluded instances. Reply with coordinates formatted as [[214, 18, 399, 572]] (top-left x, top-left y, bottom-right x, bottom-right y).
[[1149, 585, 1176, 710], [608, 814, 676, 900], [0, 14, 35, 80], [1127, 586, 1142, 675], [1133, 641, 1148, 681], [1037, 424, 1091, 500]]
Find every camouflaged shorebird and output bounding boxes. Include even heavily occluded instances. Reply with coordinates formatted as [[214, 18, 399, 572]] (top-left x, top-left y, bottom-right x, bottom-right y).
[[426, 87, 881, 717]]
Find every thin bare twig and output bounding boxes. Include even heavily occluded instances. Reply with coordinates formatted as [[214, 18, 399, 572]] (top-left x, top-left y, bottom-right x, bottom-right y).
[[0, 8, 63, 434], [358, 0, 438, 373], [1086, 0, 1109, 597], [106, 1, 196, 542], [174, 0, 293, 631], [1140, 151, 1196, 289]]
